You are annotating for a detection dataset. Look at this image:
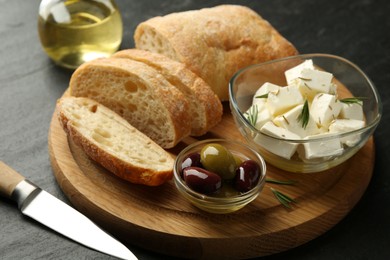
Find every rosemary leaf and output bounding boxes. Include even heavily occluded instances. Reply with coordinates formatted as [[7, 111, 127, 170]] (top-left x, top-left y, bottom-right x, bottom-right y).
[[270, 187, 296, 209], [340, 97, 366, 105], [266, 178, 297, 185], [275, 193, 291, 208], [297, 99, 310, 129], [244, 105, 258, 127], [303, 82, 312, 90], [276, 190, 297, 203], [298, 77, 312, 81], [255, 93, 269, 99]]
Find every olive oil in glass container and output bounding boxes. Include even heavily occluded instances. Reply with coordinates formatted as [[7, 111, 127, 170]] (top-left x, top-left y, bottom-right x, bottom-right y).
[[38, 0, 123, 69]]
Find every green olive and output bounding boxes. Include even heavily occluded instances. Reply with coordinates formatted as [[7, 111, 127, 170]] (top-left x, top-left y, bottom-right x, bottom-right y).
[[200, 143, 237, 180], [233, 154, 242, 166]]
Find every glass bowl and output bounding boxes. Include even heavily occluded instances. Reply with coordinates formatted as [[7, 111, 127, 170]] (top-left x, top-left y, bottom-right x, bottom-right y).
[[229, 54, 382, 173], [173, 139, 267, 214]]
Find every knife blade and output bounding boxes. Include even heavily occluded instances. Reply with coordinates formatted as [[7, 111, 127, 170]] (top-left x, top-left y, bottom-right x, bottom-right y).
[[0, 161, 137, 260]]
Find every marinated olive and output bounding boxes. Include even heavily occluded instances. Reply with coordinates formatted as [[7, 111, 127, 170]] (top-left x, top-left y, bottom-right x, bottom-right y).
[[182, 167, 222, 194], [200, 143, 237, 180], [233, 155, 243, 167], [181, 152, 203, 169], [234, 160, 261, 192], [214, 184, 241, 198]]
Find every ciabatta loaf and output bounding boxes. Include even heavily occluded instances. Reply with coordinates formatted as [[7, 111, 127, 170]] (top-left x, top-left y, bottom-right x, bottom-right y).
[[113, 49, 223, 136], [134, 5, 298, 101], [69, 57, 191, 148], [57, 97, 174, 186]]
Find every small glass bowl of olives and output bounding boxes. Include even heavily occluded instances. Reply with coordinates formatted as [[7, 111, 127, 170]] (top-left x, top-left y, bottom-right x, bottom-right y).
[[173, 139, 267, 214]]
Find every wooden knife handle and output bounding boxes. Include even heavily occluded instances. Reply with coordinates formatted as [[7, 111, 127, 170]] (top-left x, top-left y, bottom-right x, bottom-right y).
[[0, 161, 25, 198]]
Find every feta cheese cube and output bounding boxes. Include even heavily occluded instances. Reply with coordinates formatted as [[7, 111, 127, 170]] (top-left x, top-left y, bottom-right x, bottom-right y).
[[252, 82, 280, 111], [297, 145, 332, 163], [340, 102, 364, 121], [295, 69, 334, 99], [328, 119, 365, 146], [267, 85, 304, 116], [310, 93, 342, 128], [285, 60, 314, 84], [273, 104, 321, 138], [255, 107, 272, 129], [244, 103, 272, 130], [253, 82, 280, 104], [302, 133, 344, 159], [329, 83, 338, 95], [256, 121, 300, 159], [328, 119, 365, 132]]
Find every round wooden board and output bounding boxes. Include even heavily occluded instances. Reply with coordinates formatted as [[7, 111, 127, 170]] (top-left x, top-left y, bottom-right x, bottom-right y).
[[48, 102, 375, 259]]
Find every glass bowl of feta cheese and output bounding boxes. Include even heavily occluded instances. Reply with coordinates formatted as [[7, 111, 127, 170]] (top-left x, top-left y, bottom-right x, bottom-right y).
[[229, 54, 382, 173]]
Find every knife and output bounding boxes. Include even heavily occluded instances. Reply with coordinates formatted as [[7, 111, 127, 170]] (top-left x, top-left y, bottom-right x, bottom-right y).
[[0, 161, 137, 260]]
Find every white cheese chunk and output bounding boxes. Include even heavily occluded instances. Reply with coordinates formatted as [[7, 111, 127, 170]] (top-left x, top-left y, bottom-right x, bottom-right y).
[[297, 145, 332, 163], [257, 122, 300, 159], [273, 104, 321, 138], [267, 85, 304, 116], [340, 102, 364, 121], [329, 83, 338, 95], [310, 93, 342, 129], [328, 119, 365, 132], [295, 69, 334, 99], [302, 133, 344, 159], [244, 103, 272, 129], [285, 60, 314, 84], [255, 107, 273, 129], [252, 82, 280, 114], [252, 82, 280, 104], [328, 119, 365, 146]]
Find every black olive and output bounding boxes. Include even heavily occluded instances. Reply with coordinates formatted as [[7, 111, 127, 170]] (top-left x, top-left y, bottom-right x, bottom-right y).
[[234, 160, 261, 192], [182, 167, 222, 194], [181, 152, 203, 169]]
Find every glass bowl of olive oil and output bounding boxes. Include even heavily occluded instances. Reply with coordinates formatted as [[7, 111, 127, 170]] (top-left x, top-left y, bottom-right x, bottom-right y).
[[38, 0, 123, 69]]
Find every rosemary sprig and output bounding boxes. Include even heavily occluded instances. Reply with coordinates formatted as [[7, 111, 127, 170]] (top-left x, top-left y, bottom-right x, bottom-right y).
[[255, 93, 268, 99], [270, 187, 297, 209], [266, 178, 297, 185], [266, 178, 297, 208], [244, 105, 258, 127], [340, 97, 366, 105], [297, 99, 310, 129]]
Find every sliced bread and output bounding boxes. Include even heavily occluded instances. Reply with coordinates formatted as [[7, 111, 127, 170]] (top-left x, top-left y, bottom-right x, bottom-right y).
[[69, 57, 191, 148], [113, 49, 223, 136], [134, 5, 298, 101], [57, 96, 174, 186]]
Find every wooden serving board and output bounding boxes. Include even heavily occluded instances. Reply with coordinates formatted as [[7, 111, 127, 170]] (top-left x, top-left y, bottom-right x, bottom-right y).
[[48, 102, 375, 259]]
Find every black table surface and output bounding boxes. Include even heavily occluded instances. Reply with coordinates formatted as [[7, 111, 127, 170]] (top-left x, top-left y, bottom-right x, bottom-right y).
[[1, 0, 389, 259]]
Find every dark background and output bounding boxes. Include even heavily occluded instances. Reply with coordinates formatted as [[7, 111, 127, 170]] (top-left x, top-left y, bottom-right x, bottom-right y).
[[1, 0, 389, 259]]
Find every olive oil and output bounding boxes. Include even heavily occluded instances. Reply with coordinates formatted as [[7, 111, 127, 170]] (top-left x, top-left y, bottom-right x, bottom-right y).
[[38, 0, 122, 69]]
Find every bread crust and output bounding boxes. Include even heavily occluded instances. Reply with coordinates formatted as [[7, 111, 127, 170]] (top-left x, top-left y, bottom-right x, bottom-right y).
[[134, 5, 298, 101], [113, 49, 223, 136], [57, 97, 174, 186], [69, 57, 191, 148]]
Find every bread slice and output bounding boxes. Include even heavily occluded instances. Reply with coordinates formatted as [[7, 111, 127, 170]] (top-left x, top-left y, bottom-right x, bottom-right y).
[[134, 5, 298, 101], [113, 49, 223, 136], [57, 96, 174, 186], [69, 57, 191, 148]]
